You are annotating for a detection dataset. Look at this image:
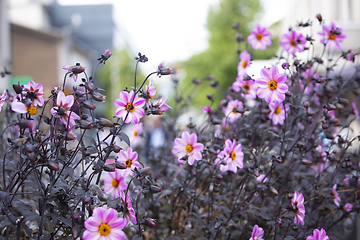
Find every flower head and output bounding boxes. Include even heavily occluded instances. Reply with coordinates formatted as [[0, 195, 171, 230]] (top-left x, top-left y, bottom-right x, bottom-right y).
[[11, 101, 37, 115], [122, 193, 137, 226], [306, 228, 329, 240], [98, 49, 112, 64], [62, 63, 86, 82], [215, 139, 244, 173], [255, 66, 288, 103], [114, 90, 145, 124], [332, 184, 341, 206], [50, 91, 80, 128], [232, 77, 258, 100], [343, 203, 353, 212], [237, 50, 251, 77], [103, 169, 128, 199], [223, 99, 243, 123], [118, 147, 140, 177], [291, 191, 305, 225], [247, 24, 272, 50], [280, 30, 306, 56], [202, 106, 212, 115], [144, 80, 156, 108], [318, 22, 346, 49], [249, 225, 264, 240], [172, 131, 204, 165], [269, 101, 289, 125], [150, 97, 172, 115], [23, 81, 44, 107], [83, 207, 125, 240]]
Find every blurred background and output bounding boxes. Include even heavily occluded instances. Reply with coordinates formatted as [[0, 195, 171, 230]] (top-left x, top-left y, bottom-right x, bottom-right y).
[[0, 0, 359, 118]]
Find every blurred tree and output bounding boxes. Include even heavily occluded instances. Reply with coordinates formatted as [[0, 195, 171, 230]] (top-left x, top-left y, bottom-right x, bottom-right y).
[[179, 0, 279, 108], [95, 48, 145, 119]]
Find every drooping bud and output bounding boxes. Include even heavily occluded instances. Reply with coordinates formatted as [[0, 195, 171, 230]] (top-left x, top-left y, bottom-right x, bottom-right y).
[[48, 162, 60, 171], [192, 78, 202, 85], [98, 117, 113, 127], [65, 132, 77, 141], [144, 218, 157, 227], [103, 164, 116, 172], [85, 82, 95, 93], [82, 100, 96, 110], [150, 185, 162, 193], [112, 145, 121, 153], [79, 120, 93, 130], [157, 63, 173, 76], [92, 91, 106, 102], [316, 14, 323, 23], [115, 161, 127, 170]]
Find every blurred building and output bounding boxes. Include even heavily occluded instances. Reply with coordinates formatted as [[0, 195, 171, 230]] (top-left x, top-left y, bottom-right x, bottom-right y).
[[1, 0, 114, 95]]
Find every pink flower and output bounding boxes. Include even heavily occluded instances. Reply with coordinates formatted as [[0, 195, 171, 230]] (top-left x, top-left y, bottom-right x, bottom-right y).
[[172, 131, 204, 165], [247, 24, 272, 50], [122, 193, 137, 226], [202, 106, 212, 115], [352, 102, 359, 121], [23, 81, 44, 107], [249, 224, 264, 240], [256, 174, 268, 183], [99, 49, 112, 63], [318, 22, 346, 49], [103, 169, 128, 199], [223, 99, 243, 123], [129, 123, 143, 146], [343, 203, 353, 212], [255, 66, 288, 103], [51, 91, 80, 128], [332, 184, 341, 207], [118, 147, 140, 177], [237, 50, 251, 77], [62, 63, 86, 82], [151, 97, 172, 115], [341, 177, 349, 187], [0, 90, 6, 112], [232, 77, 258, 100], [291, 191, 305, 225], [114, 90, 145, 124], [269, 101, 289, 125], [215, 139, 244, 173], [144, 80, 156, 108], [83, 207, 125, 240], [306, 228, 329, 240], [280, 30, 306, 56]]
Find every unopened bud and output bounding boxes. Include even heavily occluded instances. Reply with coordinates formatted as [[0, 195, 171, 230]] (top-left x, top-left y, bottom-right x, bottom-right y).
[[112, 145, 121, 153], [301, 159, 312, 165], [326, 104, 336, 110], [192, 78, 202, 85], [214, 222, 222, 230], [270, 187, 278, 195], [103, 164, 116, 172], [232, 22, 239, 29], [316, 14, 323, 23], [18, 119, 34, 129], [72, 226, 81, 239], [211, 119, 222, 125], [150, 185, 162, 193], [144, 218, 157, 227], [138, 167, 151, 175], [13, 84, 22, 94], [65, 132, 77, 141], [72, 212, 80, 221], [281, 62, 289, 70], [99, 117, 113, 127], [48, 162, 60, 171], [303, 101, 310, 108], [79, 120, 93, 130], [85, 82, 95, 93], [285, 91, 292, 97], [83, 196, 91, 205], [210, 81, 219, 88], [92, 91, 106, 102], [115, 161, 127, 170], [158, 65, 173, 76], [25, 143, 35, 153], [83, 100, 96, 110]]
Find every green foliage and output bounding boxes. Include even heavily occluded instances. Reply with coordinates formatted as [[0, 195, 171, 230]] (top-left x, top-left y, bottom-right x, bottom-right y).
[[179, 0, 279, 108], [95, 48, 145, 119]]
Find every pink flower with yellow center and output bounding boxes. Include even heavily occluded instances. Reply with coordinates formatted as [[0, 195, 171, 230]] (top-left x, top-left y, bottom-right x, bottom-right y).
[[223, 99, 243, 123], [215, 139, 244, 173], [103, 169, 128, 199], [332, 184, 341, 207], [23, 81, 44, 107], [318, 22, 346, 49], [306, 228, 329, 240], [232, 77, 258, 100], [247, 24, 272, 50], [11, 101, 38, 115], [122, 193, 137, 226], [172, 131, 204, 165], [114, 90, 145, 124], [129, 123, 143, 146], [280, 30, 306, 56], [249, 225, 264, 240], [50, 91, 80, 128], [118, 147, 140, 177], [83, 207, 125, 240], [291, 191, 305, 225], [255, 66, 288, 103], [237, 50, 251, 77], [269, 101, 289, 125]]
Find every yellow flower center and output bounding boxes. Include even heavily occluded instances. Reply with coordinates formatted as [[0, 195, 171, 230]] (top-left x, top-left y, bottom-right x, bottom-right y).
[[232, 107, 237, 113], [185, 144, 193, 153], [268, 80, 277, 90], [27, 106, 37, 115], [329, 33, 336, 40], [133, 131, 138, 136], [243, 84, 250, 92], [256, 33, 263, 41], [290, 39, 297, 47], [98, 223, 111, 236], [275, 107, 281, 115], [241, 61, 247, 69], [111, 179, 119, 188], [230, 151, 236, 160], [125, 103, 135, 113], [125, 159, 132, 168]]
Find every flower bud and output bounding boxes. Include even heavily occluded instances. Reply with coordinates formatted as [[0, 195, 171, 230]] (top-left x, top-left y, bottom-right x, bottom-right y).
[[236, 33, 244, 43], [115, 161, 127, 170], [72, 226, 81, 239], [72, 212, 80, 221], [144, 218, 157, 227], [85, 82, 95, 93], [83, 196, 91, 205], [285, 91, 292, 97], [301, 159, 312, 165], [303, 101, 310, 108], [82, 100, 96, 110], [92, 91, 106, 102], [48, 162, 60, 171], [18, 119, 34, 129], [112, 145, 121, 153], [214, 222, 221, 230], [232, 22, 239, 29], [65, 132, 77, 141], [25, 143, 35, 153], [72, 63, 86, 74], [316, 14, 323, 23], [103, 164, 116, 172], [102, 49, 112, 61], [270, 187, 278, 195], [281, 62, 289, 70], [13, 83, 22, 94], [326, 104, 336, 110], [192, 78, 202, 85], [79, 120, 93, 130], [211, 119, 222, 125], [98, 117, 113, 127], [138, 167, 151, 175], [210, 81, 219, 88], [150, 185, 162, 193]]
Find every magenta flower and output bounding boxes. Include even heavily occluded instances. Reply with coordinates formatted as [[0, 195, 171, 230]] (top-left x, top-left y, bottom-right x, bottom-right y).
[[114, 90, 145, 124], [291, 191, 305, 225], [255, 66, 288, 103], [237, 50, 251, 77], [306, 228, 329, 240], [343, 203, 353, 212], [62, 63, 86, 82], [103, 169, 128, 199], [144, 80, 156, 107], [318, 22, 346, 49], [249, 225, 264, 240], [83, 207, 125, 240], [152, 97, 172, 115], [341, 177, 349, 187], [23, 81, 44, 107], [352, 102, 359, 121], [332, 184, 341, 207], [129, 123, 143, 146], [232, 77, 258, 100], [202, 106, 212, 115], [172, 131, 204, 165], [0, 90, 7, 112], [247, 24, 272, 50], [223, 99, 243, 123], [215, 139, 244, 173], [280, 30, 306, 55], [269, 101, 289, 125], [118, 147, 140, 177], [122, 193, 137, 226], [51, 91, 80, 128]]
